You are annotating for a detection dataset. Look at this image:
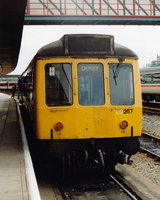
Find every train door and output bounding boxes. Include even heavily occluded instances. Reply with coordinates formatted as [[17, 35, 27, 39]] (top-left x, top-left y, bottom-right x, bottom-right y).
[[78, 63, 105, 106]]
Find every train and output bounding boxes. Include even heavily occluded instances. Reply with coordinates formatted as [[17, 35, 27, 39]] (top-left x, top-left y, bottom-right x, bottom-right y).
[[18, 34, 142, 176], [0, 81, 18, 92], [140, 66, 160, 102]]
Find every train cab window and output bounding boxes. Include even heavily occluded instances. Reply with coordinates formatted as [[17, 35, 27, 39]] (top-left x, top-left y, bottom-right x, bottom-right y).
[[45, 63, 72, 106], [109, 63, 134, 105], [78, 63, 104, 105]]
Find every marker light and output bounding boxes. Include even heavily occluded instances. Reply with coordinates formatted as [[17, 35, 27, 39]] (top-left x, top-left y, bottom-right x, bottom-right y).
[[120, 120, 128, 129], [55, 122, 64, 131]]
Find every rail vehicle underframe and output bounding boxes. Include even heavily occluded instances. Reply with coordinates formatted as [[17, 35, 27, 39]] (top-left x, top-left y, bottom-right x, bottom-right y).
[[34, 133, 140, 178], [142, 93, 160, 102], [46, 137, 140, 172]]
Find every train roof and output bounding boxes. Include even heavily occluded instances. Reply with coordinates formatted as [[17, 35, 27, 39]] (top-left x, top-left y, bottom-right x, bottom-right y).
[[140, 66, 160, 74], [36, 34, 138, 58]]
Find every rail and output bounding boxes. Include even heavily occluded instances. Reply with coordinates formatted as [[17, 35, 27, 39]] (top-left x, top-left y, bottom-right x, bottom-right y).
[[140, 132, 160, 160], [143, 106, 160, 115], [110, 175, 139, 200]]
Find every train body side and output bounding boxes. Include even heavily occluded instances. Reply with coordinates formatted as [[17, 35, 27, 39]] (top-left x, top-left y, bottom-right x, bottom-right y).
[[140, 66, 160, 101]]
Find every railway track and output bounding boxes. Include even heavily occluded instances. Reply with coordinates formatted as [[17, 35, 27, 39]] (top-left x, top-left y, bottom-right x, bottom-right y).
[[52, 172, 141, 200], [143, 101, 160, 115], [142, 104, 160, 160], [142, 131, 160, 142], [109, 175, 139, 200], [140, 132, 160, 161], [143, 106, 160, 115]]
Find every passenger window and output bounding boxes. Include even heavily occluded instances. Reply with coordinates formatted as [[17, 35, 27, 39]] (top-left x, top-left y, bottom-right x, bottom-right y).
[[153, 74, 160, 83], [45, 63, 72, 106], [78, 63, 105, 106], [141, 74, 153, 83]]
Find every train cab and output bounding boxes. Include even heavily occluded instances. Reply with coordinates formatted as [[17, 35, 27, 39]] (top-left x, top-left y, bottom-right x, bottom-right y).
[[19, 34, 142, 173]]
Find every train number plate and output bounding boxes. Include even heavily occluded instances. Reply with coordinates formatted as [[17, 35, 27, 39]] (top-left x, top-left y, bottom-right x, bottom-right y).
[[116, 109, 133, 114]]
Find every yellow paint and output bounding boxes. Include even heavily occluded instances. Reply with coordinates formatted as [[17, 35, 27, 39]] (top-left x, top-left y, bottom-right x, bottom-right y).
[[34, 57, 142, 140]]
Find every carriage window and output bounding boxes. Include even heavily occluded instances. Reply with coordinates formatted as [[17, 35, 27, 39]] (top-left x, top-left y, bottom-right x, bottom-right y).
[[45, 63, 72, 106], [153, 74, 160, 83], [78, 63, 104, 105], [109, 63, 134, 105], [141, 74, 153, 83]]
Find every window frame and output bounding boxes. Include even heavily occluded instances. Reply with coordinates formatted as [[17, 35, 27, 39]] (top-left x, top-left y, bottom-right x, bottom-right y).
[[109, 63, 134, 105], [77, 63, 105, 106], [45, 63, 73, 107]]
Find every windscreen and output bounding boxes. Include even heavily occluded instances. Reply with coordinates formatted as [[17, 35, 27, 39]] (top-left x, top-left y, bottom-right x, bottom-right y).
[[45, 63, 72, 106], [109, 63, 134, 105]]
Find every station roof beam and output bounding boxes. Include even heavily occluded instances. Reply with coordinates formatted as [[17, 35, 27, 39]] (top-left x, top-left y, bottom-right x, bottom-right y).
[[24, 0, 160, 25]]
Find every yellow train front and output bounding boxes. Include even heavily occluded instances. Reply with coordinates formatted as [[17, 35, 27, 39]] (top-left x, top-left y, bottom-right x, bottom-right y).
[[19, 34, 142, 173]]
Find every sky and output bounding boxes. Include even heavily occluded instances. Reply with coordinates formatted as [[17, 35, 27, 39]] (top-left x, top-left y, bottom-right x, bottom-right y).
[[10, 25, 160, 74]]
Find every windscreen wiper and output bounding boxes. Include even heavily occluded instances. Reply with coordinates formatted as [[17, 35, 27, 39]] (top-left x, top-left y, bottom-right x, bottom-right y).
[[113, 63, 121, 85]]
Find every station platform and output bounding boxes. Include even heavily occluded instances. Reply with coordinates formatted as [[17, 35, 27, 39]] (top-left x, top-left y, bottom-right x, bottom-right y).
[[0, 93, 28, 200]]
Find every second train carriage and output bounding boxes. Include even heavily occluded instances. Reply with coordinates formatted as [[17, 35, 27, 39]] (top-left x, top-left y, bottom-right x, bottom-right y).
[[18, 34, 142, 173], [0, 81, 18, 92], [140, 66, 160, 102]]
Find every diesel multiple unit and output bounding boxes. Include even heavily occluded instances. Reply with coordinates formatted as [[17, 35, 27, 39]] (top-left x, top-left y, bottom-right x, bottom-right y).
[[18, 34, 142, 175]]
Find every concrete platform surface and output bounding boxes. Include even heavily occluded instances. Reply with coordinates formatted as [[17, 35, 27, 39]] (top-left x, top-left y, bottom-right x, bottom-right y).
[[0, 93, 29, 200]]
